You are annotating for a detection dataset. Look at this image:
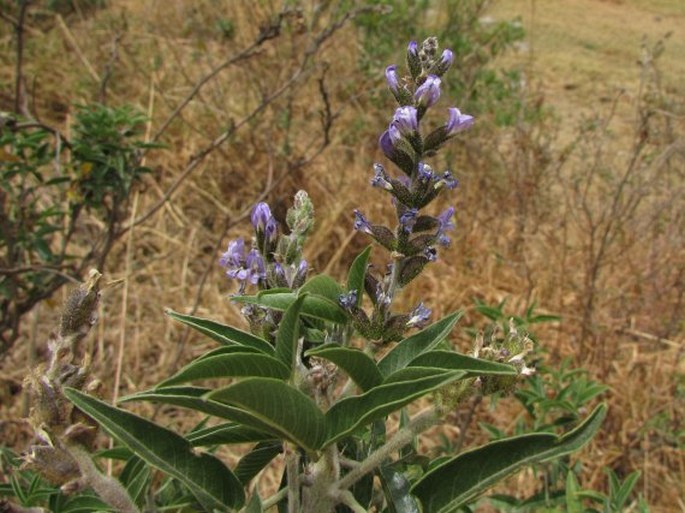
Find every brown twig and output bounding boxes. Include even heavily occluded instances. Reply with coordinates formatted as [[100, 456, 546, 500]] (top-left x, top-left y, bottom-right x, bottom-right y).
[[13, 0, 29, 115]]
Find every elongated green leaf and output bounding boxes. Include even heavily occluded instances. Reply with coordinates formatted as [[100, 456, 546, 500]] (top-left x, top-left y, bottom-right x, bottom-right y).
[[208, 378, 327, 452], [300, 274, 344, 302], [187, 423, 275, 446], [120, 386, 280, 435], [234, 441, 282, 484], [411, 404, 607, 513], [158, 352, 290, 387], [245, 492, 264, 513], [346, 246, 372, 307], [324, 370, 465, 447], [119, 455, 149, 506], [196, 345, 262, 360], [380, 464, 421, 513], [60, 495, 112, 513], [306, 344, 383, 391], [233, 292, 347, 324], [64, 388, 245, 511], [165, 309, 273, 354], [378, 312, 463, 377], [275, 295, 305, 370], [408, 351, 516, 377]]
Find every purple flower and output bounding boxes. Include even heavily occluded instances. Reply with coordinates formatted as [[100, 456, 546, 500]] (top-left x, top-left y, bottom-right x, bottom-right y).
[[414, 75, 441, 108], [445, 107, 474, 136], [407, 302, 431, 328], [385, 65, 399, 95], [339, 290, 358, 310], [417, 162, 434, 183], [220, 238, 245, 268], [353, 209, 373, 234], [251, 202, 272, 231], [424, 246, 437, 262], [433, 170, 458, 190], [379, 129, 396, 159], [251, 202, 278, 243], [245, 249, 266, 285], [407, 41, 418, 58], [392, 106, 418, 137], [399, 207, 418, 233], [439, 49, 454, 72], [371, 163, 393, 190], [436, 207, 455, 246]]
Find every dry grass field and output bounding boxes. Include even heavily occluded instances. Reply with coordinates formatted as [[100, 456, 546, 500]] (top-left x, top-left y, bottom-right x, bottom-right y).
[[1, 0, 683, 511]]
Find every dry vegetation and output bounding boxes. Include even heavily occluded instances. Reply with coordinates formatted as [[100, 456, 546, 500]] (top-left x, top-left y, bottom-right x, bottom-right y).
[[1, 0, 683, 511]]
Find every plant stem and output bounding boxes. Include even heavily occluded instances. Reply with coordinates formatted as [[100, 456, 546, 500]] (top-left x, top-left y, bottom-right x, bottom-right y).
[[67, 444, 140, 513], [262, 487, 288, 510], [334, 407, 439, 491]]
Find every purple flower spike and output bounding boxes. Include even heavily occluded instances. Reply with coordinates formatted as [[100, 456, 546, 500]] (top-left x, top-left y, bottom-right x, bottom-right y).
[[439, 49, 454, 71], [399, 207, 419, 233], [408, 41, 418, 57], [353, 209, 373, 235], [371, 163, 393, 190], [407, 302, 431, 328], [392, 106, 419, 137], [414, 75, 441, 108], [385, 65, 399, 95], [220, 238, 245, 268], [251, 202, 272, 231], [445, 107, 474, 136]]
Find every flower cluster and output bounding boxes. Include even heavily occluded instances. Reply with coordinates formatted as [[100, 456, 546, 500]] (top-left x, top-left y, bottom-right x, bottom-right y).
[[344, 38, 474, 342], [219, 191, 313, 294]]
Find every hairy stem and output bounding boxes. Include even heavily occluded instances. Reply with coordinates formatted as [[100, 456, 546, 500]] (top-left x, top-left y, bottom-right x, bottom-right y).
[[67, 444, 140, 513], [334, 407, 440, 491]]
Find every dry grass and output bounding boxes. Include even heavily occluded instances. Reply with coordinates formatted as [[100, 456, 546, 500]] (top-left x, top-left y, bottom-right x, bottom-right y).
[[1, 0, 683, 511]]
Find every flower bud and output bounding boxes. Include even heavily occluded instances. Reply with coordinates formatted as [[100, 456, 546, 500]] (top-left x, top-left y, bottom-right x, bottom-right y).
[[407, 41, 421, 79], [385, 65, 400, 95]]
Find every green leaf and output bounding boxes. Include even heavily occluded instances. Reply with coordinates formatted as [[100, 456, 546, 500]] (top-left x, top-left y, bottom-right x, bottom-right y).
[[305, 344, 383, 391], [158, 352, 290, 387], [411, 403, 607, 513], [346, 246, 372, 307], [120, 386, 280, 435], [64, 388, 245, 512], [60, 495, 112, 513], [234, 441, 282, 484], [187, 423, 275, 446], [245, 492, 264, 513], [275, 295, 306, 370], [208, 378, 327, 452], [165, 309, 274, 354], [379, 464, 421, 513], [324, 370, 465, 447], [408, 351, 517, 377], [119, 456, 150, 506], [300, 274, 344, 302], [233, 292, 347, 324], [565, 471, 583, 513], [378, 312, 463, 377]]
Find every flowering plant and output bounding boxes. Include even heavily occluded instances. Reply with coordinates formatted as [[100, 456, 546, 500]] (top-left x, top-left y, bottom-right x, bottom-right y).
[[19, 38, 605, 513]]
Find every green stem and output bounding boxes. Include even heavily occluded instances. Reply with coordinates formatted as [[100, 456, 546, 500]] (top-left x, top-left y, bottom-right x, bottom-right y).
[[334, 407, 439, 491]]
